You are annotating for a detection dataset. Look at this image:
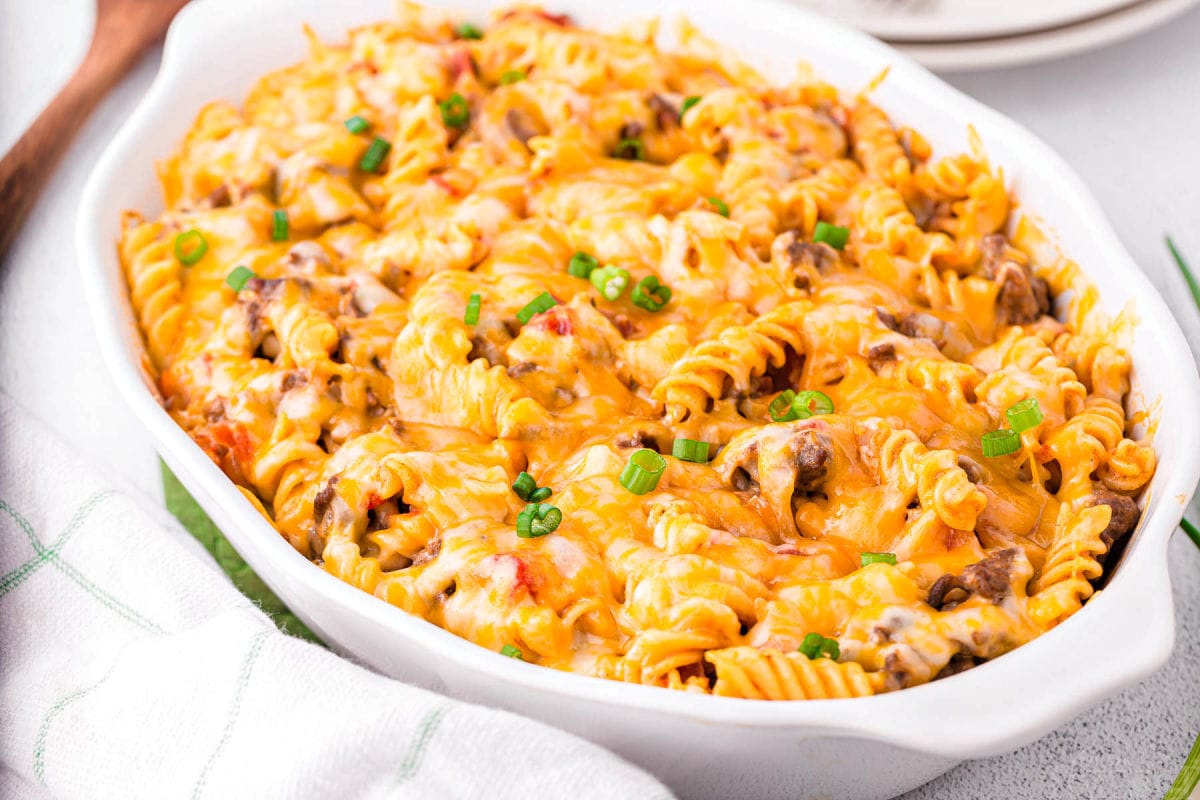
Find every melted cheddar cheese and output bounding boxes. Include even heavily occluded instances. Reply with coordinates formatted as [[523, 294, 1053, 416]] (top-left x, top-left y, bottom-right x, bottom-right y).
[[120, 4, 1156, 699]]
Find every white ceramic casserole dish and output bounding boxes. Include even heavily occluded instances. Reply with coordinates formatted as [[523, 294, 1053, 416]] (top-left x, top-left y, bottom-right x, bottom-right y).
[[76, 0, 1200, 797]]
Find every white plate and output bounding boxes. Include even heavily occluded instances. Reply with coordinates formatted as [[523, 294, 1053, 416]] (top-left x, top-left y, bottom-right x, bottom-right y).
[[894, 0, 1200, 71], [795, 0, 1142, 41], [76, 1, 1200, 799]]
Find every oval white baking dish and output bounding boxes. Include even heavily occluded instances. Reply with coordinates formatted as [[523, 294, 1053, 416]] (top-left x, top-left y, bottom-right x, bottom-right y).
[[76, 0, 1200, 797]]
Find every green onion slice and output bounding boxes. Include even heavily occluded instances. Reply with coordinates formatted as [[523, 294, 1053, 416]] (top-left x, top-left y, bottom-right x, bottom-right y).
[[792, 390, 834, 419], [631, 275, 671, 312], [813, 221, 850, 250], [515, 505, 534, 535], [500, 644, 523, 659], [672, 439, 709, 463], [359, 136, 392, 173], [769, 390, 799, 422], [225, 265, 255, 292], [798, 632, 839, 660], [798, 632, 823, 659], [680, 95, 701, 120], [516, 502, 562, 538], [456, 22, 484, 39], [516, 291, 557, 324], [528, 486, 552, 503], [707, 196, 730, 217], [619, 449, 666, 495], [344, 115, 370, 134], [1167, 235, 1200, 310], [613, 137, 645, 161], [590, 265, 630, 301], [271, 209, 289, 242], [499, 69, 526, 85], [568, 251, 599, 279], [981, 429, 1020, 458], [1006, 397, 1043, 433], [173, 230, 208, 265], [512, 471, 537, 500], [1181, 518, 1200, 551], [439, 92, 471, 128], [464, 292, 481, 325], [860, 552, 898, 567]]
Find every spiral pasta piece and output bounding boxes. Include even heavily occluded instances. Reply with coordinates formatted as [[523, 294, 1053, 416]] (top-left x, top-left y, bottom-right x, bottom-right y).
[[849, 101, 910, 189], [652, 301, 808, 420], [707, 647, 875, 700], [869, 427, 987, 531], [121, 214, 186, 369], [1029, 504, 1112, 627]]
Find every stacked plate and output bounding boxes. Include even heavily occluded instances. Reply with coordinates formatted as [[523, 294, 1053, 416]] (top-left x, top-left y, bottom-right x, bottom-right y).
[[795, 0, 1200, 70]]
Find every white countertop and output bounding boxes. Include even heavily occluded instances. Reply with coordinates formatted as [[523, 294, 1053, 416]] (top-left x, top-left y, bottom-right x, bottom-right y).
[[1, 2, 1197, 797]]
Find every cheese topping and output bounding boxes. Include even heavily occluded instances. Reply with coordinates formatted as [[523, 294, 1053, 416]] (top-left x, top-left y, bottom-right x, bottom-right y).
[[120, 4, 1155, 699]]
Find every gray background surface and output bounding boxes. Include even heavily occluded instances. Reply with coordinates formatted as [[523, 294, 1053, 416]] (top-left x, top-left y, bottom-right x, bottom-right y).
[[1, 2, 1197, 797]]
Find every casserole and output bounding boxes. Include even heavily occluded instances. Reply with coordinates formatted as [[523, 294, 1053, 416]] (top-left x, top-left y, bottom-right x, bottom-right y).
[[77, 0, 1200, 797]]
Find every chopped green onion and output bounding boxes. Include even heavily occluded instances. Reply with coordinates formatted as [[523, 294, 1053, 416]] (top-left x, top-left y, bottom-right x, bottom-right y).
[[514, 470, 552, 503], [707, 196, 730, 217], [798, 633, 823, 659], [631, 275, 671, 312], [359, 136, 392, 173], [516, 291, 557, 324], [1006, 398, 1043, 433], [271, 209, 289, 242], [173, 230, 208, 265], [568, 251, 599, 279], [225, 265, 255, 292], [464, 292, 481, 325], [456, 22, 484, 40], [512, 471, 537, 500], [590, 265, 630, 301], [860, 552, 898, 567], [798, 632, 840, 660], [516, 502, 562, 538], [344, 115, 370, 134], [792, 390, 834, 419], [771, 389, 835, 422], [613, 137, 645, 161], [769, 390, 799, 422], [499, 69, 526, 85], [680, 95, 701, 120], [813, 221, 850, 250], [1164, 725, 1200, 800], [534, 504, 562, 536], [439, 92, 471, 128], [1167, 236, 1200, 310], [619, 449, 666, 495], [672, 439, 709, 463], [515, 505, 534, 535], [500, 644, 523, 659], [1181, 518, 1200, 551], [981, 429, 1020, 458]]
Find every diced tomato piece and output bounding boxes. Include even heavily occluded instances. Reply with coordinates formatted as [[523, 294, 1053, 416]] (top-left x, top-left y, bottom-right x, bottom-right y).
[[447, 46, 476, 81], [529, 306, 573, 336], [485, 553, 542, 598]]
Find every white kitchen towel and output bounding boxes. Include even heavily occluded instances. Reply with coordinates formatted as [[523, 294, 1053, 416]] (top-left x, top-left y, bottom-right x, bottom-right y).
[[0, 393, 673, 800]]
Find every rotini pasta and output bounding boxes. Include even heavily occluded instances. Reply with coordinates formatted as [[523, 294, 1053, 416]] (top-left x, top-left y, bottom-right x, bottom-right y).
[[121, 4, 1155, 699]]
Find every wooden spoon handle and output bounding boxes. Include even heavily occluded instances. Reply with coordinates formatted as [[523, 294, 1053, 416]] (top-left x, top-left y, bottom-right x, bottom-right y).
[[0, 2, 176, 260]]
